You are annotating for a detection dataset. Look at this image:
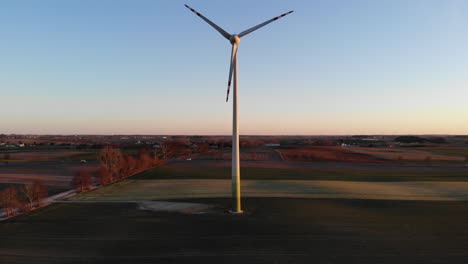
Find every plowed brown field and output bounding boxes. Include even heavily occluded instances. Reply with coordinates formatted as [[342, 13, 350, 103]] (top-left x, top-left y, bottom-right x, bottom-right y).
[[278, 146, 391, 163]]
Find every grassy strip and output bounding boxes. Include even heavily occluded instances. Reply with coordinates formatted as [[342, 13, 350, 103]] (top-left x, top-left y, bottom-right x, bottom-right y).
[[132, 166, 468, 182], [411, 147, 468, 157]]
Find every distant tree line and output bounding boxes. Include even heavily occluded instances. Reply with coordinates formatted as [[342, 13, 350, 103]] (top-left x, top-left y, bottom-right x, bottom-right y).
[[71, 145, 169, 192], [395, 136, 447, 144]]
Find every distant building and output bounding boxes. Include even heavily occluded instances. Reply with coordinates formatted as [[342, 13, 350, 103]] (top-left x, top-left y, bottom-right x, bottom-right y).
[[341, 143, 358, 147], [339, 138, 386, 148]]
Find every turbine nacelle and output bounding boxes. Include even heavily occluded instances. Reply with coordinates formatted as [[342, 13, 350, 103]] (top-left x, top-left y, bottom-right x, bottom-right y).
[[230, 35, 241, 45]]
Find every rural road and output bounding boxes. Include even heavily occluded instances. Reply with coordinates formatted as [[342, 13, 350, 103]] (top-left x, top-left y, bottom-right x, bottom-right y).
[[0, 189, 76, 219]]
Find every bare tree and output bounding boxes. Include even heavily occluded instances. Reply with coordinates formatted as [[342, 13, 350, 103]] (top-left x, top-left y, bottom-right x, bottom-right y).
[[33, 180, 47, 207], [0, 188, 10, 216], [0, 186, 20, 217], [160, 141, 169, 160], [137, 148, 154, 170], [116, 154, 139, 178], [96, 166, 112, 186], [3, 153, 10, 165], [195, 143, 210, 153], [72, 169, 93, 192], [21, 183, 36, 209], [158, 140, 183, 160], [97, 146, 123, 181]]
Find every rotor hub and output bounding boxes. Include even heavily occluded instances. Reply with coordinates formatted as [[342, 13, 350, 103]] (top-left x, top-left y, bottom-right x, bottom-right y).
[[230, 35, 241, 45]]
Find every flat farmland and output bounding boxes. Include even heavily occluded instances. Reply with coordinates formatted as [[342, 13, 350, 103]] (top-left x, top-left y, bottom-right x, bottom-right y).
[[410, 147, 468, 157], [69, 179, 468, 201], [3, 156, 468, 263], [277, 146, 390, 163], [345, 147, 464, 163], [0, 151, 98, 162], [193, 148, 282, 161], [69, 160, 468, 201], [136, 161, 468, 182], [0, 161, 99, 194], [2, 198, 468, 263], [0, 150, 99, 189]]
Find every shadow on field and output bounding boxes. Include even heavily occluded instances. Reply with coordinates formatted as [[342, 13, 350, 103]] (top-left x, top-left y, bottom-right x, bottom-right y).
[[2, 198, 468, 263]]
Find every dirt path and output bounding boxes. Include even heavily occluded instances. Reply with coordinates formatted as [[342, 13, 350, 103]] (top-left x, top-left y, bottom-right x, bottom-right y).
[[0, 189, 76, 219], [56, 200, 214, 213]]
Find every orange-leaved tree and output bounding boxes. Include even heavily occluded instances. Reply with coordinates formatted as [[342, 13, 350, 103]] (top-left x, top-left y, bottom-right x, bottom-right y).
[[97, 146, 123, 182], [72, 169, 93, 193], [0, 186, 21, 217], [33, 180, 47, 207]]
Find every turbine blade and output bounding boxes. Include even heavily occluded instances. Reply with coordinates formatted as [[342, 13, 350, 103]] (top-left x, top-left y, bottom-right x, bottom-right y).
[[184, 4, 231, 40], [226, 44, 238, 102], [238, 10, 294, 38]]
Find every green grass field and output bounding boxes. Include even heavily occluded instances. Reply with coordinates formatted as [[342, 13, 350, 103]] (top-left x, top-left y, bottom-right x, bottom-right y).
[[133, 165, 468, 182], [65, 164, 468, 202], [412, 147, 468, 157]]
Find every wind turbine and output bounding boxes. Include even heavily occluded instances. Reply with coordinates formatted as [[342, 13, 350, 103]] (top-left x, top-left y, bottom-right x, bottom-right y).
[[184, 4, 293, 213]]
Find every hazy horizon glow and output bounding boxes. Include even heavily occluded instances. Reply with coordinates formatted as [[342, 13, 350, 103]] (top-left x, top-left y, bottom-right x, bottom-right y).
[[1, 0, 467, 135]]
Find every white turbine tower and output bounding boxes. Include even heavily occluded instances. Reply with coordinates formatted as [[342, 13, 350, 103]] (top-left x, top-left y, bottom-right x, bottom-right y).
[[185, 4, 293, 213]]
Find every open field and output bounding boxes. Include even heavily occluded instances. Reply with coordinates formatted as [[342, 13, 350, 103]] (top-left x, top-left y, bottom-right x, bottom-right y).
[[0, 151, 97, 163], [345, 147, 465, 162], [0, 161, 99, 195], [133, 161, 468, 182], [2, 140, 468, 263], [0, 150, 98, 191], [193, 147, 282, 161], [411, 147, 468, 157], [2, 198, 468, 263], [68, 160, 468, 201], [277, 146, 390, 163], [69, 179, 468, 201]]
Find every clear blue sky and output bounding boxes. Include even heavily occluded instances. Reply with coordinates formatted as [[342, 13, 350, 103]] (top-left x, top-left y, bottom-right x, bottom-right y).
[[1, 0, 467, 135]]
